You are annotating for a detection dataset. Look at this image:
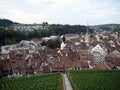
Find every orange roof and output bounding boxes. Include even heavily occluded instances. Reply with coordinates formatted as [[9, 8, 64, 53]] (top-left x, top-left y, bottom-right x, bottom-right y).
[[96, 62, 108, 70]]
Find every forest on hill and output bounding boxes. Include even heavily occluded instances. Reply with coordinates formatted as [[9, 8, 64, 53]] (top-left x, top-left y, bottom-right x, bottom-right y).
[[0, 19, 18, 27], [90, 24, 120, 31], [0, 19, 93, 46]]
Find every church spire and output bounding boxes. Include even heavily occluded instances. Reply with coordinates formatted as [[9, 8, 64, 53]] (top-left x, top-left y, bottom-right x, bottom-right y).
[[86, 21, 89, 34], [85, 22, 90, 43]]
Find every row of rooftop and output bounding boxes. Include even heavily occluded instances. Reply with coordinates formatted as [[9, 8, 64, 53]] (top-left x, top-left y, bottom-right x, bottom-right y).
[[0, 30, 120, 78]]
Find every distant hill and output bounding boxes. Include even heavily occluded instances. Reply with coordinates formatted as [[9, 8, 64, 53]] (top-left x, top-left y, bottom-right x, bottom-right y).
[[0, 19, 19, 27], [90, 24, 120, 31]]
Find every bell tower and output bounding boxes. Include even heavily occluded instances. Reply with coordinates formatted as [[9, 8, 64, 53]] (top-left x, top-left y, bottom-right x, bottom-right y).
[[85, 23, 90, 43]]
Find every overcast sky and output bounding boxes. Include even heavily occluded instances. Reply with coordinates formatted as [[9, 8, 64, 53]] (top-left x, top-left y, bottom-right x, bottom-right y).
[[0, 0, 120, 25]]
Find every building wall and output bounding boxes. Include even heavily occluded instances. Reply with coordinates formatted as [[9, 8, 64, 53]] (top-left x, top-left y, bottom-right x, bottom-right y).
[[65, 34, 79, 41], [91, 44, 107, 64]]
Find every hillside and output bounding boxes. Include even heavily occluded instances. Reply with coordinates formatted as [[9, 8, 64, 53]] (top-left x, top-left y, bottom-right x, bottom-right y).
[[90, 24, 120, 31], [0, 19, 93, 46], [0, 19, 19, 27], [68, 70, 120, 90], [0, 73, 63, 90]]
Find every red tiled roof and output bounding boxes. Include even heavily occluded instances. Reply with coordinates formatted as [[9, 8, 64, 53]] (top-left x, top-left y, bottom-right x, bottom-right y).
[[96, 62, 108, 70]]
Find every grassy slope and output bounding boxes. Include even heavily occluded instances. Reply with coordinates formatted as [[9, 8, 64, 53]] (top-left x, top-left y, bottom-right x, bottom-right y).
[[68, 70, 120, 90], [0, 73, 63, 90]]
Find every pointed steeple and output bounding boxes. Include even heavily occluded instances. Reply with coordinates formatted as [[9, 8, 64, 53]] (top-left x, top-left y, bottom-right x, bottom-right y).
[[96, 32, 100, 41], [86, 22, 89, 34], [85, 22, 90, 43]]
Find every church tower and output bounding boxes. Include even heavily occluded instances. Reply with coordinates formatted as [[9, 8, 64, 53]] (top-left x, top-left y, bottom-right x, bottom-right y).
[[96, 32, 100, 41], [60, 35, 66, 50], [85, 23, 90, 43]]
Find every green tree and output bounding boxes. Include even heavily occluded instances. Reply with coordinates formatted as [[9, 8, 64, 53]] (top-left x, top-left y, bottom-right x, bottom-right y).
[[46, 39, 60, 49], [5, 38, 16, 45], [108, 35, 115, 40], [0, 22, 94, 46]]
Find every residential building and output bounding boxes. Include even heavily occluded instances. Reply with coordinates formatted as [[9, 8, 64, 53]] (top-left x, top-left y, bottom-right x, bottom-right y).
[[91, 44, 107, 64], [65, 34, 79, 41]]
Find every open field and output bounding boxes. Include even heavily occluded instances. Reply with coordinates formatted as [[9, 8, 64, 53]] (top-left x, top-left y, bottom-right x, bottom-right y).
[[68, 70, 120, 90], [0, 73, 63, 90]]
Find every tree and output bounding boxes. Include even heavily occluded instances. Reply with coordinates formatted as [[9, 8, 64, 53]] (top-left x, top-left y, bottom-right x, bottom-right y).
[[42, 22, 48, 30], [0, 19, 13, 27], [5, 38, 16, 45], [0, 62, 2, 78], [114, 28, 120, 32], [46, 39, 60, 49], [41, 41, 46, 46], [0, 21, 94, 46], [108, 35, 115, 40], [0, 18, 19, 27]]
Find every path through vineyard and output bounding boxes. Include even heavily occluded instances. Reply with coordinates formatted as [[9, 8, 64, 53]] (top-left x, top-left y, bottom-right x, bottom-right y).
[[62, 73, 73, 90]]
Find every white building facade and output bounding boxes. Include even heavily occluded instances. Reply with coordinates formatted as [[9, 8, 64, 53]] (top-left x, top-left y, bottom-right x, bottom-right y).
[[65, 34, 79, 41], [91, 44, 107, 64]]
